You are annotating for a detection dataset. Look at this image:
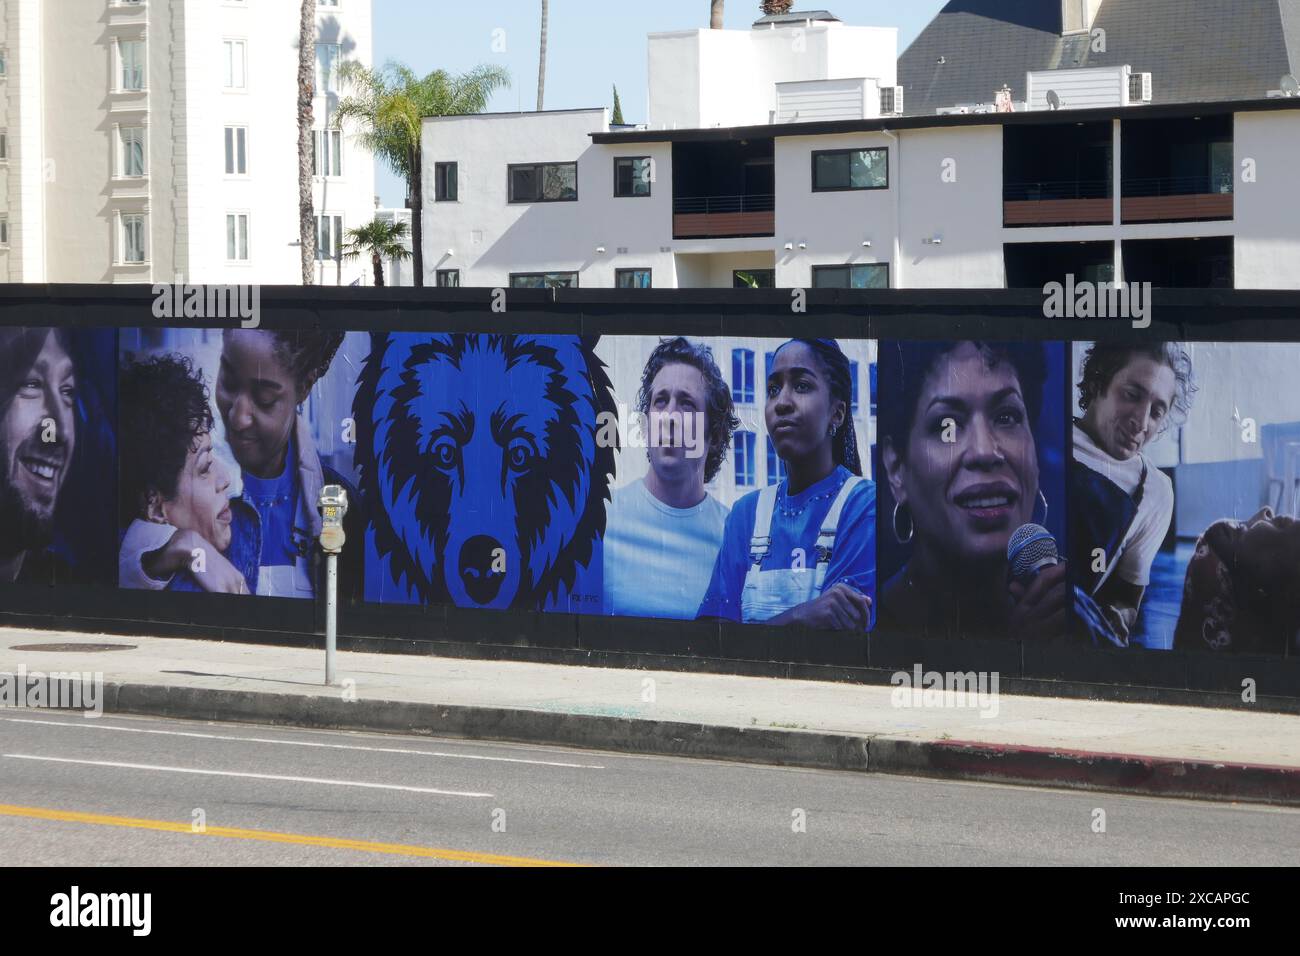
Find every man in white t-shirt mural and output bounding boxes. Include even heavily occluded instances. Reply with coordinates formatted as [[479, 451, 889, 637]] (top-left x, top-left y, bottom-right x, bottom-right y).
[[602, 337, 740, 620], [1070, 343, 1196, 646]]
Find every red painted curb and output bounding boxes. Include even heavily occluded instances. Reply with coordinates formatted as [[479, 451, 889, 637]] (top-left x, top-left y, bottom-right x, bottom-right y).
[[869, 737, 1300, 806]]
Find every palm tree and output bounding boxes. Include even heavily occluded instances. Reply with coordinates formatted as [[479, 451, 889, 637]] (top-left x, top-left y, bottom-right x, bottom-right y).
[[335, 61, 510, 287], [341, 217, 412, 287], [297, 0, 318, 284], [711, 0, 725, 28], [537, 0, 549, 111], [761, 0, 794, 15]]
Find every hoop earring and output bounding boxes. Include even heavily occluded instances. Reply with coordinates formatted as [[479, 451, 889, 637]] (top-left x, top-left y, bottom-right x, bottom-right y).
[[296, 403, 305, 416], [829, 423, 839, 438], [1034, 489, 1049, 526], [892, 501, 914, 545]]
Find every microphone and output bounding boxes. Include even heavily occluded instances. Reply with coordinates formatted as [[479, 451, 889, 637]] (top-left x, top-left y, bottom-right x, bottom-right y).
[[1007, 524, 1060, 590]]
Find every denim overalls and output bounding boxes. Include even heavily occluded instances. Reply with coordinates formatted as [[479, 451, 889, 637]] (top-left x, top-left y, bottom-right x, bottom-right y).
[[739, 476, 866, 624]]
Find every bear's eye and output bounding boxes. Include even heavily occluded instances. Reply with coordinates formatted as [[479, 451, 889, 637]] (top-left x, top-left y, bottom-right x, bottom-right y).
[[507, 438, 534, 473], [432, 438, 459, 471]]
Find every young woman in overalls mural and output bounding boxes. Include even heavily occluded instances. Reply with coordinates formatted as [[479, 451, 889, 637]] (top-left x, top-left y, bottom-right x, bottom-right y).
[[697, 338, 876, 631]]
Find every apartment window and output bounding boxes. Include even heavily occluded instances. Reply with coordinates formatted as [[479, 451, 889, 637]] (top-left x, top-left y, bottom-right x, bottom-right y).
[[224, 39, 246, 90], [226, 213, 250, 262], [121, 213, 147, 263], [812, 148, 888, 191], [508, 272, 578, 289], [734, 432, 756, 488], [313, 129, 342, 177], [0, 215, 8, 246], [811, 264, 890, 289], [849, 360, 860, 414], [436, 269, 460, 288], [434, 162, 458, 202], [0, 131, 7, 162], [765, 437, 787, 487], [224, 126, 248, 175], [508, 162, 577, 203], [315, 214, 343, 260], [614, 157, 652, 197], [615, 268, 651, 289], [120, 39, 146, 91], [119, 127, 146, 177], [731, 348, 755, 404], [869, 363, 878, 416], [315, 43, 341, 93], [0, 49, 7, 77]]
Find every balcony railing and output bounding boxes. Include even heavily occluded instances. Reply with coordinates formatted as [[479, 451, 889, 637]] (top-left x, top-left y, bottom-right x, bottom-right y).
[[1003, 179, 1112, 227], [1121, 175, 1233, 223], [673, 194, 776, 239]]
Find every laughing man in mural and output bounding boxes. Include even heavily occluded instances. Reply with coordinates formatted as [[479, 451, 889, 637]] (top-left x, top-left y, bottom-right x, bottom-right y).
[[0, 328, 78, 586]]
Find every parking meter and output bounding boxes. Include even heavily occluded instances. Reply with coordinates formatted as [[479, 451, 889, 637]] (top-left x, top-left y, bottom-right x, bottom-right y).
[[318, 485, 348, 554], [317, 484, 348, 685]]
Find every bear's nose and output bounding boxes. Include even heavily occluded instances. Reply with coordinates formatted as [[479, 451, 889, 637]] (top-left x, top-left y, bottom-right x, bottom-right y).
[[459, 535, 506, 605]]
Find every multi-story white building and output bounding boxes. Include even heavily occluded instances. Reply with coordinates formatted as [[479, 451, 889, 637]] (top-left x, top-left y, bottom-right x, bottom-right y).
[[420, 3, 1300, 291], [0, 0, 376, 286]]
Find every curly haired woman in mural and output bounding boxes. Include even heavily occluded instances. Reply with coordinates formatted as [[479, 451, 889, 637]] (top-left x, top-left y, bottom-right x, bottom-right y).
[[877, 340, 1068, 641], [697, 338, 876, 631]]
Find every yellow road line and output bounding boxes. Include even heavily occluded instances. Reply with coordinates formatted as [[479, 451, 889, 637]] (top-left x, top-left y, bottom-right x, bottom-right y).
[[0, 803, 582, 867]]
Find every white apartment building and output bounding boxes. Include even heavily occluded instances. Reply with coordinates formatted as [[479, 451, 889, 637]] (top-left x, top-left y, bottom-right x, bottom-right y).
[[421, 5, 1300, 291], [0, 0, 376, 285]]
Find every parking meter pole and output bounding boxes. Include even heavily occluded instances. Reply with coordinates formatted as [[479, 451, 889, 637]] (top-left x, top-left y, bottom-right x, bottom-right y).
[[325, 552, 338, 686]]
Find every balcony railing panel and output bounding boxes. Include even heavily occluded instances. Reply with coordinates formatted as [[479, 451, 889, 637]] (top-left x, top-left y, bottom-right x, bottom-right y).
[[1002, 180, 1114, 227], [673, 194, 776, 239], [1120, 175, 1234, 224]]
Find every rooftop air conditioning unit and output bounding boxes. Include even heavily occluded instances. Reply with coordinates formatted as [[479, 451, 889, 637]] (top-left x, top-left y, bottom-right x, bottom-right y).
[[1129, 72, 1153, 104], [880, 86, 904, 114]]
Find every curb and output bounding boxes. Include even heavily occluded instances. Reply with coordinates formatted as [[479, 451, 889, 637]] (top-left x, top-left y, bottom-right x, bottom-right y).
[[78, 681, 1300, 808]]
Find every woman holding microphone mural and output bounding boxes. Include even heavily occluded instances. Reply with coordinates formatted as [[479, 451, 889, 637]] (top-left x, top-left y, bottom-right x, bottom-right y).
[[697, 338, 876, 631], [876, 340, 1068, 641]]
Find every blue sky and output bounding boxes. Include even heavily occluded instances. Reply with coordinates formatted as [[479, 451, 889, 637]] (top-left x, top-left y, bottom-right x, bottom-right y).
[[370, 0, 948, 205]]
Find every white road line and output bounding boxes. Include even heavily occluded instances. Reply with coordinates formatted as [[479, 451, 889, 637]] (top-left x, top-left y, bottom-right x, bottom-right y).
[[2, 754, 494, 798], [1, 717, 604, 770]]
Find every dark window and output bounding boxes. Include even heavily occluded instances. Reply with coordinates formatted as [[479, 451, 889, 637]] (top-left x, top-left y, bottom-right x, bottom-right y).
[[509, 272, 579, 289], [732, 348, 755, 403], [811, 264, 889, 289], [734, 431, 756, 488], [733, 269, 775, 288], [1122, 236, 1233, 288], [812, 148, 888, 191], [765, 436, 787, 486], [614, 157, 652, 197], [615, 268, 651, 289], [508, 162, 578, 203], [849, 360, 859, 414], [434, 162, 458, 202], [1004, 241, 1115, 288], [436, 269, 460, 287]]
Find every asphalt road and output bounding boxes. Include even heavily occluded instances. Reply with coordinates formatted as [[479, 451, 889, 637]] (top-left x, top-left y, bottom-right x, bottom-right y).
[[1, 711, 1297, 866]]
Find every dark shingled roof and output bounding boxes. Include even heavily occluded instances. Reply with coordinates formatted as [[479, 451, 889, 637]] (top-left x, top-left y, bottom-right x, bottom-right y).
[[899, 0, 1300, 115]]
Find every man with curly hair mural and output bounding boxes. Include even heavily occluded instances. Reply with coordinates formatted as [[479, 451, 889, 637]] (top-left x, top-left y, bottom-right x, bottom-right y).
[[1070, 342, 1197, 645], [602, 337, 740, 619]]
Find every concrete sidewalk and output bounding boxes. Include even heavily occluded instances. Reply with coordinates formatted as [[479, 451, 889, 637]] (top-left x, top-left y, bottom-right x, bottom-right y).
[[3, 626, 1299, 806]]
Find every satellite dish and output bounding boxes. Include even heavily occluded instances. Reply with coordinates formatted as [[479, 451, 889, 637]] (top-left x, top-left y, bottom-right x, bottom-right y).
[[1046, 89, 1062, 110], [1282, 74, 1300, 97]]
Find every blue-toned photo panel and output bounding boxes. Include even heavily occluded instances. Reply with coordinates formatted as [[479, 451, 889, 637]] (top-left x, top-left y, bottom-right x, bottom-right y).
[[359, 333, 879, 631]]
